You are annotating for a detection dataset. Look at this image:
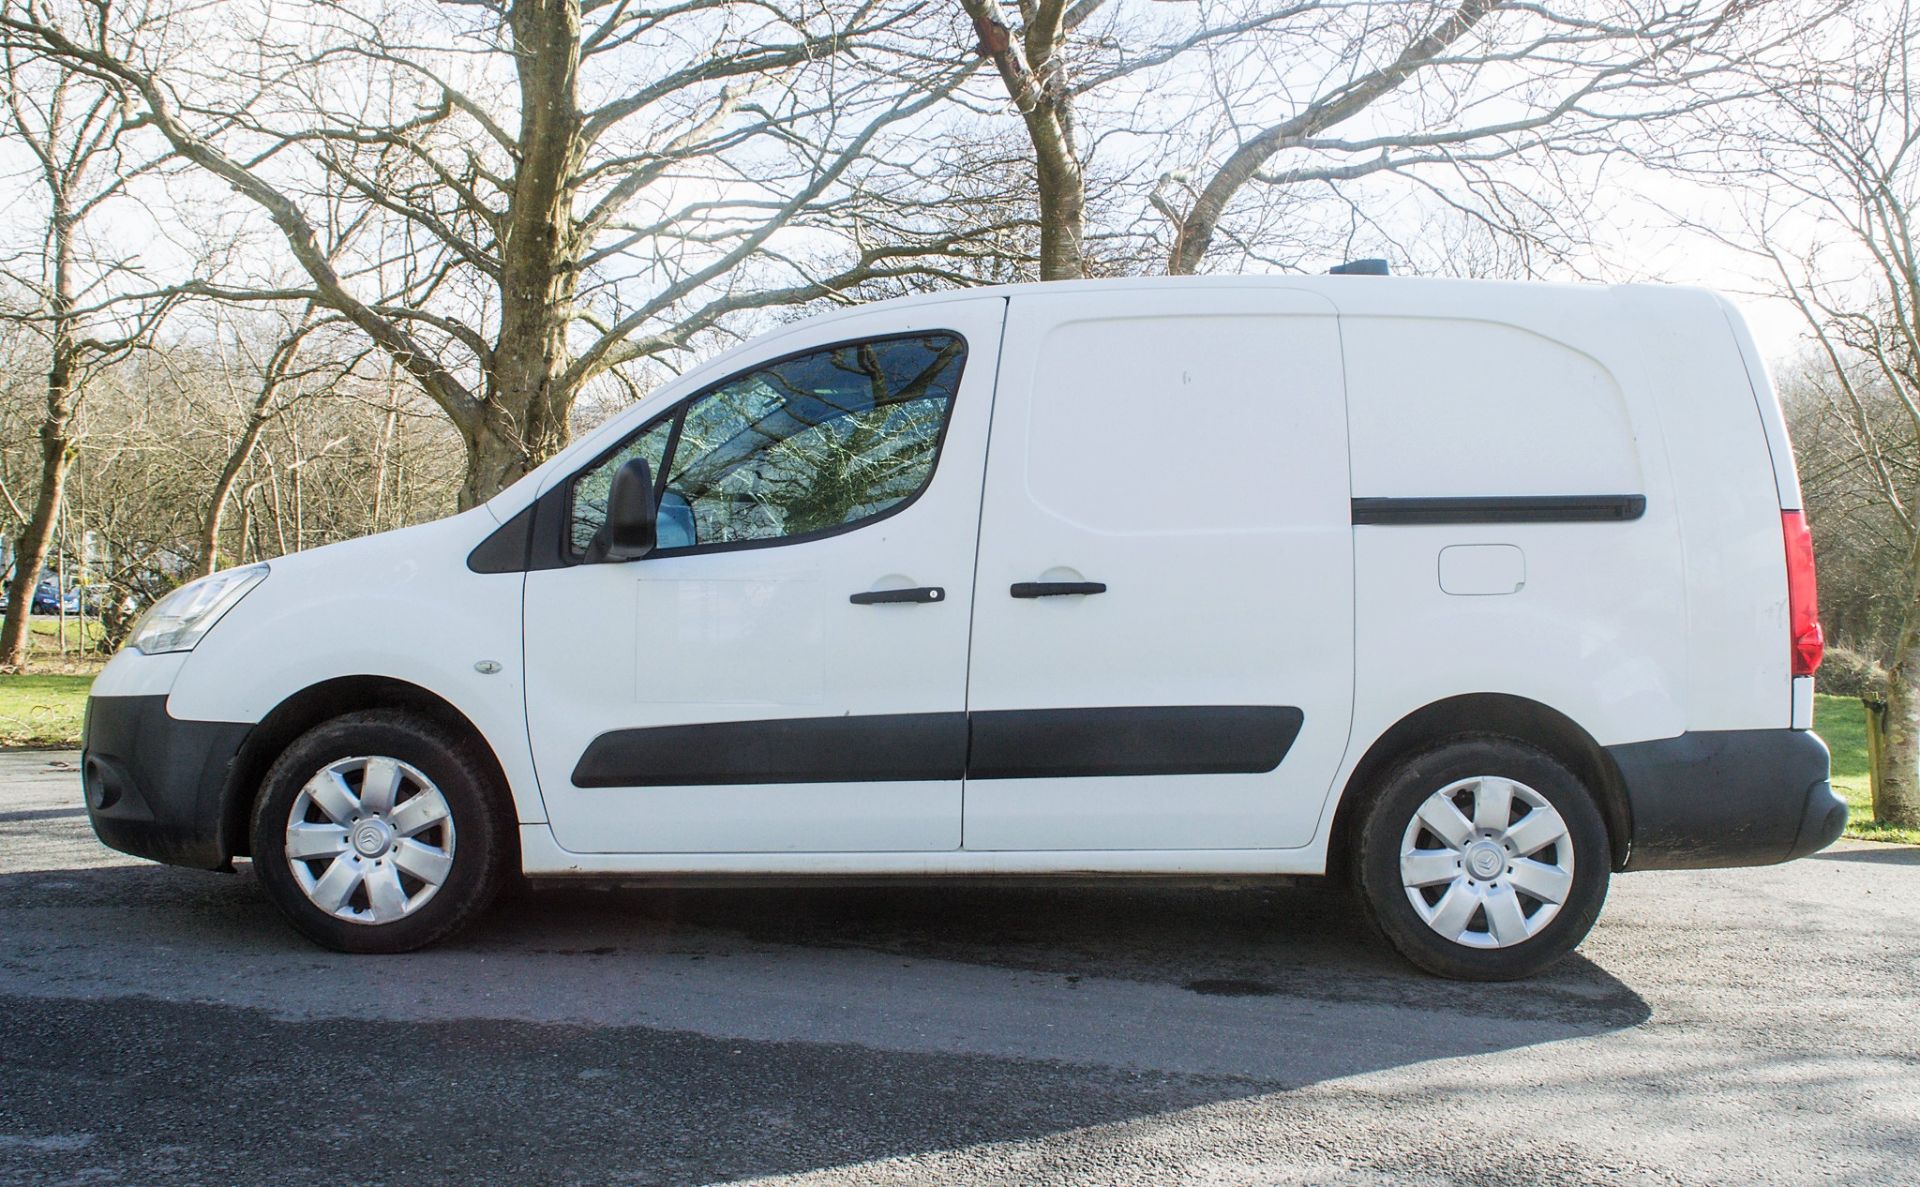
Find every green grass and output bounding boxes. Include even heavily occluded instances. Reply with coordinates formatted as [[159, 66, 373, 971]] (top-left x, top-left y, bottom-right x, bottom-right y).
[[1815, 692, 1920, 845], [25, 614, 106, 646], [0, 673, 93, 748], [21, 615, 109, 671]]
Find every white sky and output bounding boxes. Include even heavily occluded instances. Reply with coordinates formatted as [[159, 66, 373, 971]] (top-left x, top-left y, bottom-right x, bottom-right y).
[[0, 0, 1849, 390]]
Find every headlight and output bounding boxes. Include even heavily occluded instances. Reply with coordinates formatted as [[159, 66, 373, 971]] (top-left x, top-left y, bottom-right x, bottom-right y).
[[128, 564, 269, 655]]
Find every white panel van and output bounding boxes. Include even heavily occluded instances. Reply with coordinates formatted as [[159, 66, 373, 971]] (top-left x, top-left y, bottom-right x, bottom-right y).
[[80, 276, 1844, 979]]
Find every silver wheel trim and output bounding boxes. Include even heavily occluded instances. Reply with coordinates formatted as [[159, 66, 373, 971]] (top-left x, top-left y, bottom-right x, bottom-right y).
[[284, 755, 456, 926], [1399, 775, 1575, 950]]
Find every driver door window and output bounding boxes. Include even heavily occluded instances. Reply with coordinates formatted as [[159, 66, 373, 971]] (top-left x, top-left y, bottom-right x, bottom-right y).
[[569, 333, 967, 557]]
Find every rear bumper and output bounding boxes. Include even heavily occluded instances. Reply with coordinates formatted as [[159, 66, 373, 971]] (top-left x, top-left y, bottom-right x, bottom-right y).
[[81, 694, 251, 871], [1609, 728, 1845, 871]]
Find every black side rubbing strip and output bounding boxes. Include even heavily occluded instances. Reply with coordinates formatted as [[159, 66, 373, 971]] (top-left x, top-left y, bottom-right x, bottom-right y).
[[570, 706, 1304, 787], [967, 706, 1302, 780], [572, 712, 968, 787], [1351, 494, 1647, 526]]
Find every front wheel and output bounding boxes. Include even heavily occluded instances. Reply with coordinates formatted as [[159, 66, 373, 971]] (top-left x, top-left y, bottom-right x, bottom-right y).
[[250, 709, 510, 953], [1354, 735, 1610, 980]]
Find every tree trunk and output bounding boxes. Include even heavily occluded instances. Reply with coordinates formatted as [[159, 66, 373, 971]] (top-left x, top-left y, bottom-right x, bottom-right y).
[[191, 413, 272, 579], [369, 400, 397, 533], [459, 415, 554, 510], [476, 272, 575, 505], [0, 392, 73, 669], [960, 0, 1087, 282], [446, 0, 586, 510], [0, 197, 76, 670], [1036, 154, 1085, 281], [1864, 695, 1887, 813], [1875, 657, 1920, 828]]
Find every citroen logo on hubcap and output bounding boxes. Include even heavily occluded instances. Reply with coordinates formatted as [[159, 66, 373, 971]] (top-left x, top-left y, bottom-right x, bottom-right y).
[[1467, 841, 1504, 881], [352, 819, 393, 858]]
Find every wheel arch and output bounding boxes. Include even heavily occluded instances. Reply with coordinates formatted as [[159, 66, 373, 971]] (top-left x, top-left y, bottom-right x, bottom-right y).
[[220, 675, 517, 861], [1327, 693, 1633, 877]]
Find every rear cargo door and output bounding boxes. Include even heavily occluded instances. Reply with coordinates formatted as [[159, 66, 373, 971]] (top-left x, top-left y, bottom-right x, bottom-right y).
[[961, 287, 1355, 851]]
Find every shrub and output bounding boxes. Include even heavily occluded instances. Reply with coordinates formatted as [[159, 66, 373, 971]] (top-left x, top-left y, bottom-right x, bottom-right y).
[[1818, 644, 1888, 700]]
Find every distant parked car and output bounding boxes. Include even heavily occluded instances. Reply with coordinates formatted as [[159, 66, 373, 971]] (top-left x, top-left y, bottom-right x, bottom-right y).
[[31, 578, 60, 614]]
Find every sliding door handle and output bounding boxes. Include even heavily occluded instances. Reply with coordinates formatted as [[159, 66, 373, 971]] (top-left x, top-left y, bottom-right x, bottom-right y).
[[1010, 581, 1107, 598], [850, 586, 945, 605]]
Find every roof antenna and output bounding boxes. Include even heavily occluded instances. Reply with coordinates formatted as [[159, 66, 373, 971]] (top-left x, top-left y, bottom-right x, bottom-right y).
[[1328, 258, 1390, 276]]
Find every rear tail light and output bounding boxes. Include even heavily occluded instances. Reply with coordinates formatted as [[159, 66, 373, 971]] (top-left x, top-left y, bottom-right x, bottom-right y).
[[1782, 509, 1823, 676]]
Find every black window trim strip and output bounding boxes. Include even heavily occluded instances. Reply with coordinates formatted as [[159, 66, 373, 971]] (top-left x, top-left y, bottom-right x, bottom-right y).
[[1351, 494, 1647, 526]]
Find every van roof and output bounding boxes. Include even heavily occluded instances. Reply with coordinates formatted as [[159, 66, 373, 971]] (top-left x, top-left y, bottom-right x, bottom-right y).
[[801, 273, 1716, 324]]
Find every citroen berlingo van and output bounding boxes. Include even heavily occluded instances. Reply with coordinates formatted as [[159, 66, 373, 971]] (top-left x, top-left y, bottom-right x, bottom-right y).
[[80, 276, 1845, 979]]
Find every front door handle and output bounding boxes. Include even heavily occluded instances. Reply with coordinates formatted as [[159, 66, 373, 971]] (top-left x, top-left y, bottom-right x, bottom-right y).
[[1010, 581, 1107, 598], [850, 586, 945, 605]]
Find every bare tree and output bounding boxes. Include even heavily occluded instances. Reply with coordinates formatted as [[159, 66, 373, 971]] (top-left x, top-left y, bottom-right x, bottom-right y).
[[3, 0, 986, 506], [953, 1, 1823, 281], [0, 39, 177, 669], [957, 0, 1089, 280], [1780, 359, 1911, 667], [1673, 2, 1920, 828], [9, 321, 470, 648], [181, 304, 362, 578]]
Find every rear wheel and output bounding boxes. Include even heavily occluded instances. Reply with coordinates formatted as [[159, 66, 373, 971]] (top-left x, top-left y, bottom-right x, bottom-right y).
[[250, 710, 509, 953], [1354, 735, 1610, 980]]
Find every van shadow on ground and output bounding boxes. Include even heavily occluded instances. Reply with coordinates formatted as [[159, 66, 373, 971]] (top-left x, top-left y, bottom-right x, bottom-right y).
[[1811, 842, 1920, 866], [0, 860, 1651, 1185]]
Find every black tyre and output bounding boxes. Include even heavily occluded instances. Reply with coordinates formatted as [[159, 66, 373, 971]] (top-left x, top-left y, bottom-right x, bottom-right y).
[[250, 709, 510, 953], [1354, 735, 1610, 981]]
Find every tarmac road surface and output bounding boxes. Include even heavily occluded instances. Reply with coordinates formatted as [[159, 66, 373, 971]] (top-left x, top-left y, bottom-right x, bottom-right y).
[[0, 748, 1915, 1185]]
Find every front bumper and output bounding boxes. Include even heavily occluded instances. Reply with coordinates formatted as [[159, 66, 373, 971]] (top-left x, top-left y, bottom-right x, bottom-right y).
[[82, 694, 252, 870], [1609, 728, 1846, 871]]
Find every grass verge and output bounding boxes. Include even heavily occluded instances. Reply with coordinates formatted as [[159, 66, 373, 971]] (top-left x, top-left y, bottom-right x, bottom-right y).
[[0, 673, 93, 748], [1816, 692, 1920, 845], [21, 615, 110, 674]]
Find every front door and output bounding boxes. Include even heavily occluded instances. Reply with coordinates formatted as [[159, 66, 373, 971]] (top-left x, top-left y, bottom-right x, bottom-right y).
[[524, 297, 1007, 854], [962, 287, 1354, 851]]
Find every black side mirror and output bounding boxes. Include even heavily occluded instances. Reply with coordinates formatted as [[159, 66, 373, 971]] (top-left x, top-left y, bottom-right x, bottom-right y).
[[584, 457, 658, 563]]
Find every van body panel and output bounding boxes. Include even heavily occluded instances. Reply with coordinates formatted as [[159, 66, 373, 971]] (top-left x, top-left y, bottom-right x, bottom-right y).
[[1342, 313, 1643, 499], [515, 824, 1334, 876], [521, 295, 1008, 854], [962, 288, 1354, 851], [1616, 285, 1794, 732], [1715, 294, 1806, 511], [1339, 292, 1689, 760], [158, 506, 548, 826], [88, 648, 190, 699]]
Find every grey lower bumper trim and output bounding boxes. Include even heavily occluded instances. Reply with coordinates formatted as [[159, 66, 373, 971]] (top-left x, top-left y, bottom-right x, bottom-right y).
[[82, 694, 252, 870], [1608, 727, 1844, 871]]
